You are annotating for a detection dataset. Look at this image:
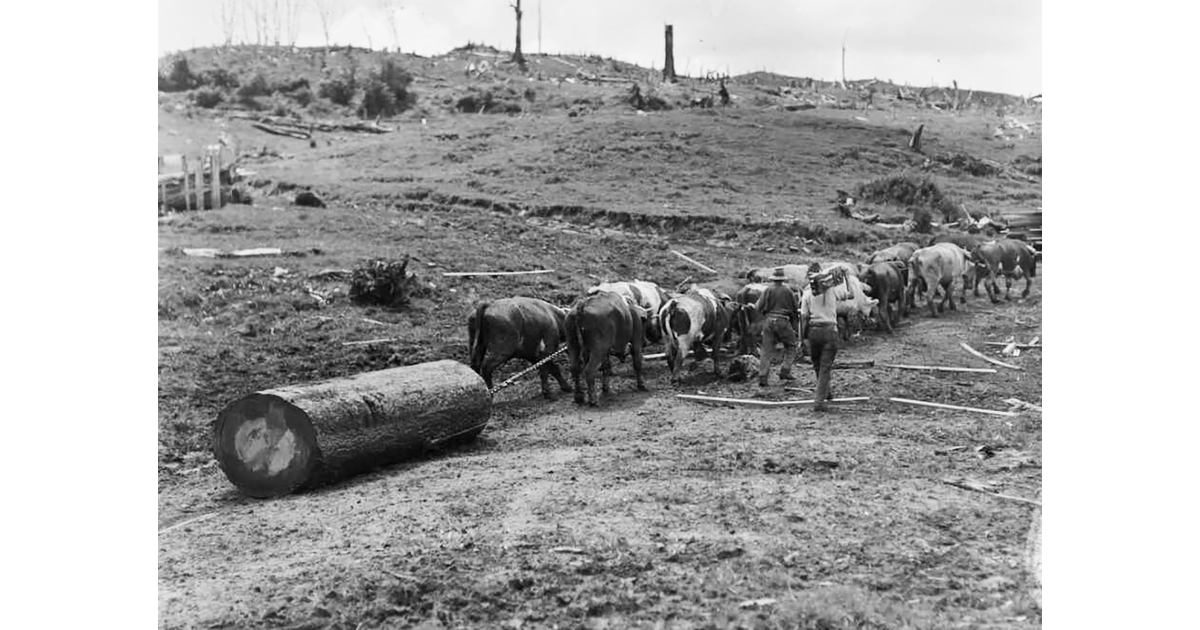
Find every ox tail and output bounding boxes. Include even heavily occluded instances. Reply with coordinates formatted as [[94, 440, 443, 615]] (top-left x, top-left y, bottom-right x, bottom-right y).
[[467, 301, 490, 373], [1026, 243, 1038, 278], [566, 308, 587, 366]]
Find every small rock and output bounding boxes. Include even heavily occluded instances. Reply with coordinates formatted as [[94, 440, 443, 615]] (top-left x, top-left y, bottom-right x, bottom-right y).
[[294, 191, 326, 208]]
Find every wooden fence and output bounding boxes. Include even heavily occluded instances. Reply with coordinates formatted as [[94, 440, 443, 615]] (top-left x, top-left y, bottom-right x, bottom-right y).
[[158, 144, 224, 213]]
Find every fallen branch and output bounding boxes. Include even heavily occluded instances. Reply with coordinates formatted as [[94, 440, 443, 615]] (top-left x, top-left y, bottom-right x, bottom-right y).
[[643, 352, 667, 360], [983, 342, 1041, 350], [251, 122, 311, 140], [799, 358, 876, 369], [934, 445, 971, 455], [960, 341, 1023, 371], [889, 397, 1017, 417], [669, 250, 718, 274], [158, 512, 218, 535], [1004, 398, 1043, 412], [883, 364, 997, 374], [678, 394, 870, 407], [341, 338, 398, 346], [442, 269, 556, 277], [361, 318, 390, 326], [942, 478, 1042, 507]]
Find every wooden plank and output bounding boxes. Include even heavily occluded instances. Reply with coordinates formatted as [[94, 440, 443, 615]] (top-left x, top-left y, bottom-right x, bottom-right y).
[[341, 338, 399, 346], [677, 394, 870, 407], [182, 156, 191, 211], [211, 152, 222, 209], [983, 342, 1041, 349], [643, 352, 667, 360], [888, 397, 1018, 417], [442, 269, 556, 277], [883, 364, 997, 374], [669, 250, 718, 274], [960, 341, 1023, 371]]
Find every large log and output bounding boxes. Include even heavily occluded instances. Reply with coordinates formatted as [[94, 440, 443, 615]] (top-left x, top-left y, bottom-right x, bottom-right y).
[[212, 360, 491, 498]]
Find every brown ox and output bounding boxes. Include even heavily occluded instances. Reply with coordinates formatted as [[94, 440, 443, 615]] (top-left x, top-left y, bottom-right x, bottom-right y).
[[565, 291, 649, 406], [468, 297, 572, 399]]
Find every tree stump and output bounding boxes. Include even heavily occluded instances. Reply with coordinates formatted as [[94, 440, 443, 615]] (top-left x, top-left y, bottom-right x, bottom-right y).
[[212, 360, 491, 498]]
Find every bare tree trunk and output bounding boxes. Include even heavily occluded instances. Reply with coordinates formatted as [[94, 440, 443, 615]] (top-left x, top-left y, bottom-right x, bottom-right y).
[[511, 0, 526, 69], [663, 24, 676, 83]]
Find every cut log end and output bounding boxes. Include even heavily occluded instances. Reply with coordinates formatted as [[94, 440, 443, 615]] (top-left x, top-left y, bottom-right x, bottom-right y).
[[213, 394, 321, 498]]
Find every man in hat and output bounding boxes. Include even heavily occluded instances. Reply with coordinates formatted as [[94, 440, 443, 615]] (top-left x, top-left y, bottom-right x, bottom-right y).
[[800, 262, 840, 411], [754, 267, 800, 387]]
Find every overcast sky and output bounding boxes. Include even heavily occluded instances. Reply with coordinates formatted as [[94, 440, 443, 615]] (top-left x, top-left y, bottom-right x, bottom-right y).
[[159, 0, 1041, 95]]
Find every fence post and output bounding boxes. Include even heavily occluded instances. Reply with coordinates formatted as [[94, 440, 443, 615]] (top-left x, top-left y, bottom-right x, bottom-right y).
[[182, 155, 191, 212], [211, 150, 222, 209], [195, 158, 205, 209]]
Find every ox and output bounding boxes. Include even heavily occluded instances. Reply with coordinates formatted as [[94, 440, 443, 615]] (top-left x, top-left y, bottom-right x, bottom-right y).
[[586, 279, 671, 343], [816, 275, 878, 340], [565, 291, 649, 406], [731, 282, 769, 355], [971, 239, 1039, 302], [929, 232, 985, 252], [860, 261, 907, 332], [468, 297, 572, 399], [865, 242, 921, 266], [746, 264, 809, 289], [660, 287, 735, 382], [907, 242, 976, 317]]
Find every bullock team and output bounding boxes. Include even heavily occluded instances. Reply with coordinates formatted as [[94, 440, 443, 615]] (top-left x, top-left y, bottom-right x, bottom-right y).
[[467, 232, 1039, 407]]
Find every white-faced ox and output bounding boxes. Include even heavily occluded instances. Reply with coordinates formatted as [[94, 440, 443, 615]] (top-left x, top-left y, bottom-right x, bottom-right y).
[[907, 242, 976, 317], [971, 239, 1038, 302], [467, 297, 572, 399], [660, 287, 735, 382], [565, 291, 650, 406], [585, 280, 671, 344]]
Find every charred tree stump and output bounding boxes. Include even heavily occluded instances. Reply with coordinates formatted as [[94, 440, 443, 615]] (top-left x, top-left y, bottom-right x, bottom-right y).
[[663, 25, 677, 83], [909, 124, 925, 153], [213, 360, 492, 498]]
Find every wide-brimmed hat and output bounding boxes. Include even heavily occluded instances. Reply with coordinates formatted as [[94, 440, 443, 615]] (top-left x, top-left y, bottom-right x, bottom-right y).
[[770, 267, 787, 281]]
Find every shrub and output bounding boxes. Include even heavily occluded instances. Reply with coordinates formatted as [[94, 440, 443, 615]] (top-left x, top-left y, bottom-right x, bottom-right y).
[[158, 56, 196, 92], [236, 73, 271, 99], [288, 86, 314, 107], [359, 76, 399, 118], [201, 67, 240, 89], [275, 77, 310, 93], [376, 58, 413, 104], [318, 72, 356, 106], [192, 88, 225, 109]]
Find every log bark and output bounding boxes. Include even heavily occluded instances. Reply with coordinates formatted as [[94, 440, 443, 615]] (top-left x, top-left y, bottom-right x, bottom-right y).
[[212, 360, 491, 498]]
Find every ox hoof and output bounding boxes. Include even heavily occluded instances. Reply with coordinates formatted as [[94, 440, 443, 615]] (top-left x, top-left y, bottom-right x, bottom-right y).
[[636, 383, 648, 392]]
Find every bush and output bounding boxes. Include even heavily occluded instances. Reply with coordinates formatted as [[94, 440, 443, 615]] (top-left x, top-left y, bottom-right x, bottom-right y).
[[376, 58, 413, 104], [318, 72, 356, 106], [276, 77, 310, 93], [201, 67, 239, 89], [236, 73, 271, 99], [158, 56, 196, 92], [359, 76, 399, 118], [288, 87, 314, 107], [192, 88, 225, 109]]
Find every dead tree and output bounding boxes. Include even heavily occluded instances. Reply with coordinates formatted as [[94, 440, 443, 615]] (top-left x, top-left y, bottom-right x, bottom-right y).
[[663, 24, 677, 83], [511, 0, 527, 70], [719, 80, 730, 106]]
